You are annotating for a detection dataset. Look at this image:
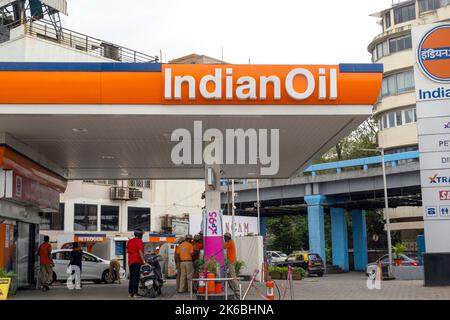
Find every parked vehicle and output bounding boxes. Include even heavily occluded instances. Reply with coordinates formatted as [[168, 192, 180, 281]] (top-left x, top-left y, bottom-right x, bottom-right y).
[[366, 253, 418, 279], [50, 249, 124, 284], [139, 253, 164, 298], [276, 252, 324, 277], [266, 251, 288, 265]]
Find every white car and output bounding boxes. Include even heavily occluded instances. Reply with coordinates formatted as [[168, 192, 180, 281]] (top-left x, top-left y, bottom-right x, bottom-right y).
[[50, 249, 124, 284], [266, 251, 288, 264]]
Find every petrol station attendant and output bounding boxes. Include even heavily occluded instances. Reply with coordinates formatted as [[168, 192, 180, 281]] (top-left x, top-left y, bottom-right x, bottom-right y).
[[177, 234, 194, 293], [127, 229, 145, 298], [224, 232, 238, 291]]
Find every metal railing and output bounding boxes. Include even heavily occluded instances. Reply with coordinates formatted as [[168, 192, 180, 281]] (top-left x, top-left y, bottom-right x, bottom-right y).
[[304, 150, 419, 176], [189, 277, 243, 300], [25, 19, 158, 63]]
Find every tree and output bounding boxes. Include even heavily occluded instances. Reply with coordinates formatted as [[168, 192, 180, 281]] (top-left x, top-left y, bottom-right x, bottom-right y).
[[266, 215, 309, 254], [319, 118, 378, 163]]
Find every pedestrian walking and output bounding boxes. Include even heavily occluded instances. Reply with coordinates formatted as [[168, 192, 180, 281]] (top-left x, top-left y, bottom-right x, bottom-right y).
[[37, 235, 54, 292], [127, 229, 145, 298], [177, 234, 194, 293], [69, 242, 83, 290]]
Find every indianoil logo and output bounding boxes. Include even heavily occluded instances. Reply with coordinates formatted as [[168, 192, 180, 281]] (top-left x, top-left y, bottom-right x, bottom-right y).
[[418, 24, 450, 83]]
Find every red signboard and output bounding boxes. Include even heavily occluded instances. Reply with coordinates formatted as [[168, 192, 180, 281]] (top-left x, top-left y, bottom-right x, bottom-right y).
[[10, 172, 60, 211]]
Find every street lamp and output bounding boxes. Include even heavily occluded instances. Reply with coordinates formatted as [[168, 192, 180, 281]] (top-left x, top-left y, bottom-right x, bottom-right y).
[[360, 147, 393, 278]]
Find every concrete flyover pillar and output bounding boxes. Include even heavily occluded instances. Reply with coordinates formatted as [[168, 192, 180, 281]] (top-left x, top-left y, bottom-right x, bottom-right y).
[[351, 209, 368, 271], [304, 195, 327, 266], [260, 216, 268, 237], [330, 207, 349, 271]]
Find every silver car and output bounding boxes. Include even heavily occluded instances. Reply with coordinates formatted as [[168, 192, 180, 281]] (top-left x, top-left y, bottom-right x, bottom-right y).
[[50, 249, 124, 284]]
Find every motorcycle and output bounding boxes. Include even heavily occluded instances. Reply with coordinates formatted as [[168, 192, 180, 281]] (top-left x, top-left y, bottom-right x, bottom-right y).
[[138, 253, 164, 298]]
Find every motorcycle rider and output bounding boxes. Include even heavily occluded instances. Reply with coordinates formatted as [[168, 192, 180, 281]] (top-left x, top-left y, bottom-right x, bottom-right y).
[[127, 229, 145, 298]]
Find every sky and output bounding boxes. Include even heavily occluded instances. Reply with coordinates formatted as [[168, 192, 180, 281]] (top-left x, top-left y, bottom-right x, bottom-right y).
[[61, 0, 395, 64]]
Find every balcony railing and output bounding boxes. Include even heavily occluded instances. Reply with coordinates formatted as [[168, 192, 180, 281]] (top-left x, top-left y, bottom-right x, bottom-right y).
[[25, 19, 158, 63]]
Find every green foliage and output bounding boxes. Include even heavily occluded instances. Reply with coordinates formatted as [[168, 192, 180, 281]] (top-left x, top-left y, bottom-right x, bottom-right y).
[[0, 269, 16, 297], [206, 257, 219, 274], [393, 242, 406, 258], [268, 266, 305, 278], [198, 257, 205, 271], [224, 259, 246, 276], [234, 260, 246, 276], [318, 119, 378, 163], [293, 267, 306, 277], [266, 215, 308, 253]]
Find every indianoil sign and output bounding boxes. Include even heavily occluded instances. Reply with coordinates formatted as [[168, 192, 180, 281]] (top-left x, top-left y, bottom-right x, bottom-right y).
[[413, 23, 450, 254], [0, 63, 381, 105]]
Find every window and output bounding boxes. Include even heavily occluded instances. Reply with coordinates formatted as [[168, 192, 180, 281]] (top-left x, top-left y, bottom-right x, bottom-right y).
[[389, 35, 412, 54], [377, 42, 389, 60], [381, 69, 415, 97], [396, 110, 403, 126], [129, 179, 151, 189], [419, 0, 450, 12], [52, 251, 71, 261], [74, 204, 98, 231], [101, 205, 119, 231], [382, 114, 388, 129], [128, 207, 151, 231], [82, 253, 97, 262], [388, 112, 396, 128], [394, 4, 416, 24], [404, 108, 414, 124], [40, 203, 65, 230], [385, 12, 391, 29], [379, 107, 417, 131]]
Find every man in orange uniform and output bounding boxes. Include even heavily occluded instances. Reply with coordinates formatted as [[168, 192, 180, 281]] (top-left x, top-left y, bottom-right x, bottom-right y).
[[37, 236, 54, 292], [174, 237, 184, 292], [177, 234, 194, 293], [224, 232, 239, 293], [192, 234, 203, 292]]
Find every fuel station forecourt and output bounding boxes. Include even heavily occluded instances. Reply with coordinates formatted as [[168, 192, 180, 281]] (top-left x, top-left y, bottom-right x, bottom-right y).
[[0, 61, 383, 295]]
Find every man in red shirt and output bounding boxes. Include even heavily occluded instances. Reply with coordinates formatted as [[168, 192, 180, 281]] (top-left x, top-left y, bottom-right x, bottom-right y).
[[127, 229, 145, 298], [37, 235, 54, 292]]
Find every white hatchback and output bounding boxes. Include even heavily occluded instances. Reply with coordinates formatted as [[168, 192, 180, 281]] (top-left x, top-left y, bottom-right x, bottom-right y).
[[50, 249, 123, 284]]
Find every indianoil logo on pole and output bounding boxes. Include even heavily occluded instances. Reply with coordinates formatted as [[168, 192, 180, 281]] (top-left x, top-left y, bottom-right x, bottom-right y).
[[416, 23, 450, 101]]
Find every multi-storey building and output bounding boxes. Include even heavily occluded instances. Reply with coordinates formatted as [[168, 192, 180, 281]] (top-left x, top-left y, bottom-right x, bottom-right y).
[[368, 0, 450, 249]]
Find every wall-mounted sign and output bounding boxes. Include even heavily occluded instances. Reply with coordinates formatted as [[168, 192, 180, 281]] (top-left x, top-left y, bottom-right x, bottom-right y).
[[190, 214, 258, 237], [0, 170, 60, 211], [74, 234, 107, 243], [171, 219, 189, 235], [421, 169, 450, 187]]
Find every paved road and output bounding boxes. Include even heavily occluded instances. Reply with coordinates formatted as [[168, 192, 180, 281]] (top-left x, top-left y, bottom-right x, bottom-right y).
[[10, 272, 450, 300]]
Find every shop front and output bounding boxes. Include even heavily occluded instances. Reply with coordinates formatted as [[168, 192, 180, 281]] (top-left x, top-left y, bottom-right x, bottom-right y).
[[0, 146, 66, 289]]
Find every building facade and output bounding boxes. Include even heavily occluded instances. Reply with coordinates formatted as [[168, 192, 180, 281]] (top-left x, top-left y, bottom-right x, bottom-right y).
[[368, 0, 450, 248], [0, 4, 204, 268]]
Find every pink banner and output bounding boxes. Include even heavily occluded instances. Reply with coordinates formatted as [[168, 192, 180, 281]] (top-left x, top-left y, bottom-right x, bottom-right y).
[[203, 210, 225, 278]]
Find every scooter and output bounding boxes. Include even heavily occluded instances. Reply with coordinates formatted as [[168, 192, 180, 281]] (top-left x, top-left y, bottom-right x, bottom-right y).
[[138, 253, 164, 298]]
